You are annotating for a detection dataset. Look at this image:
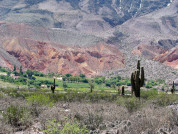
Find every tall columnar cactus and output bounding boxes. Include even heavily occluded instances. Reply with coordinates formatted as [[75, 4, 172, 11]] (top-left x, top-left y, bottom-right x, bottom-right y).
[[51, 79, 55, 93], [131, 60, 144, 98], [121, 86, 125, 96], [171, 81, 175, 94]]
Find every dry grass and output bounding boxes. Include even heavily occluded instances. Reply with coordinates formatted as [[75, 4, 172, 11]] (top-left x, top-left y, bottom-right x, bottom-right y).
[[0, 90, 177, 134]]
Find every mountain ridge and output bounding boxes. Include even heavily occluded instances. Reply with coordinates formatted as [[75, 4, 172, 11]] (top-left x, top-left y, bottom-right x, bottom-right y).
[[0, 0, 177, 80]]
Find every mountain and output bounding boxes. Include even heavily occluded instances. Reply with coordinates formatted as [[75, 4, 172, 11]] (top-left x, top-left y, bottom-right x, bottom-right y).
[[132, 39, 178, 69], [0, 0, 171, 33], [0, 0, 177, 80], [0, 36, 124, 76], [0, 21, 124, 76]]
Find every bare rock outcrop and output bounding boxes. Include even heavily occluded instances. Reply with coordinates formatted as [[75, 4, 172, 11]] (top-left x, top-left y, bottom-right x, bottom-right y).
[[132, 40, 178, 69], [1, 38, 124, 76]]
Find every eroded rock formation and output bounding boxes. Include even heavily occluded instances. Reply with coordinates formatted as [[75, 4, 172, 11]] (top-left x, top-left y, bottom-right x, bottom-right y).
[[1, 38, 124, 76]]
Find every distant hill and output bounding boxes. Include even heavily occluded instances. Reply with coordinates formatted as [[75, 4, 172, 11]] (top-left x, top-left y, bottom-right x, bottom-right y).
[[0, 0, 171, 33], [0, 0, 177, 80]]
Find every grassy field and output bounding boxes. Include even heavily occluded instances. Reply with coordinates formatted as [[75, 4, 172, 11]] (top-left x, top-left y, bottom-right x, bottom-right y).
[[35, 76, 90, 88], [0, 79, 27, 89], [35, 76, 119, 91], [0, 72, 177, 133]]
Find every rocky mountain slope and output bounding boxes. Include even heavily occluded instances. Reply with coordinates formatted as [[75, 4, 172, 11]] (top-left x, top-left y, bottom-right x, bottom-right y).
[[0, 0, 177, 80], [0, 0, 171, 33], [106, 0, 178, 80], [2, 38, 125, 76]]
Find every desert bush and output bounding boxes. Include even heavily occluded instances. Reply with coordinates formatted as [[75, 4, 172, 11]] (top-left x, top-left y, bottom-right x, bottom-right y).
[[44, 119, 89, 134], [128, 105, 176, 134], [0, 66, 8, 72], [140, 89, 158, 99], [0, 91, 6, 98], [169, 110, 178, 130], [74, 109, 103, 130], [2, 104, 31, 127], [116, 97, 142, 113], [39, 106, 66, 130], [154, 93, 178, 106], [49, 91, 118, 102], [26, 94, 54, 106], [69, 102, 129, 127], [60, 122, 88, 134], [0, 121, 13, 134], [145, 80, 158, 88], [29, 102, 44, 117]]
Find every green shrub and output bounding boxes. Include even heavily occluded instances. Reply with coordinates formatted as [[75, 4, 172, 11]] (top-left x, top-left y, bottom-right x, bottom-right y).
[[0, 67, 8, 72], [26, 94, 54, 106], [60, 122, 88, 134], [141, 89, 158, 99], [44, 119, 89, 134], [154, 93, 178, 106], [116, 97, 142, 112], [145, 80, 158, 88], [74, 110, 103, 130], [0, 92, 6, 98], [156, 79, 165, 84], [3, 105, 31, 127]]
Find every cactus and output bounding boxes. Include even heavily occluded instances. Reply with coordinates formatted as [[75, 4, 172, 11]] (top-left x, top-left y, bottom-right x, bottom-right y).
[[171, 81, 175, 94], [131, 60, 144, 98], [51, 79, 55, 93], [121, 86, 125, 96]]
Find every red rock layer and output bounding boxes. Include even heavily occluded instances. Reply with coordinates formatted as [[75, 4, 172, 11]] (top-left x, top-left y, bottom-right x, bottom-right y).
[[1, 38, 125, 76], [154, 47, 178, 69], [132, 44, 178, 69]]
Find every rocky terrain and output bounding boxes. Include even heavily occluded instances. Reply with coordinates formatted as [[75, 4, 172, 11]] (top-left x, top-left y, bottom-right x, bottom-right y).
[[0, 0, 177, 80], [132, 39, 178, 69], [0, 0, 171, 32], [1, 37, 124, 76]]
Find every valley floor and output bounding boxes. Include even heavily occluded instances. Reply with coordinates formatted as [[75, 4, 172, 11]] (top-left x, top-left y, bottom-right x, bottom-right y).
[[0, 88, 178, 134]]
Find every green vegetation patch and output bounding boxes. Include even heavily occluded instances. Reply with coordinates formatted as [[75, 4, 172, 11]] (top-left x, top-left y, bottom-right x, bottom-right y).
[[2, 104, 32, 127], [44, 119, 89, 134], [26, 94, 54, 106]]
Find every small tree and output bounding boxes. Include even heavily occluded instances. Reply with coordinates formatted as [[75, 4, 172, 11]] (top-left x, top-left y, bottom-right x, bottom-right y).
[[65, 73, 72, 78], [7, 71, 11, 76], [20, 66, 23, 75], [26, 70, 33, 79], [14, 71, 19, 76], [79, 74, 85, 78], [63, 82, 68, 91], [89, 82, 94, 93], [13, 65, 16, 71], [62, 76, 66, 81]]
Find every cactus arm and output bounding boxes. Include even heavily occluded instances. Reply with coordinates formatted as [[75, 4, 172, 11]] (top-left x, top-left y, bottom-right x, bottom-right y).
[[54, 79, 55, 89], [140, 67, 144, 87], [131, 73, 135, 95], [137, 60, 140, 76]]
